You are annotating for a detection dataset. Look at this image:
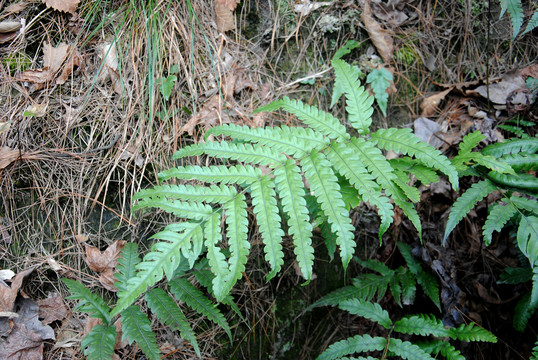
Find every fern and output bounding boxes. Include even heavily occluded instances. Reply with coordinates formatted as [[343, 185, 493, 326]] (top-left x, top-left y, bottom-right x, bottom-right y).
[[62, 279, 112, 324], [500, 0, 524, 38], [366, 68, 393, 116], [316, 334, 386, 360], [81, 325, 116, 360], [339, 298, 392, 329]]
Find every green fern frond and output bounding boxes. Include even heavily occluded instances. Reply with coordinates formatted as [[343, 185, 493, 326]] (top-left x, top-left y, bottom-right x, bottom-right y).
[[459, 131, 486, 155], [159, 165, 262, 185], [366, 68, 393, 116], [393, 314, 450, 337], [327, 142, 394, 240], [391, 186, 423, 239], [511, 195, 538, 214], [133, 184, 236, 204], [115, 243, 140, 293], [112, 222, 201, 317], [498, 266, 532, 284], [307, 286, 360, 310], [487, 171, 538, 193], [398, 268, 417, 305], [501, 153, 538, 172], [357, 258, 393, 277], [388, 338, 435, 360], [173, 141, 286, 166], [482, 137, 538, 158], [133, 198, 213, 221], [390, 158, 439, 185], [316, 334, 386, 360], [514, 293, 536, 331], [145, 288, 200, 356], [517, 216, 538, 266], [500, 0, 524, 38], [483, 201, 517, 245], [443, 180, 498, 244], [352, 273, 390, 302], [169, 277, 232, 339], [416, 270, 441, 311], [62, 279, 111, 324], [448, 322, 497, 342], [332, 59, 374, 135], [121, 305, 161, 360], [466, 153, 516, 174], [254, 96, 349, 141], [251, 176, 285, 281], [81, 324, 116, 360], [523, 10, 538, 34], [206, 123, 327, 157], [302, 150, 356, 268], [204, 212, 231, 300], [274, 159, 315, 280], [370, 128, 458, 190], [339, 299, 392, 329], [393, 174, 421, 203], [222, 194, 250, 295]]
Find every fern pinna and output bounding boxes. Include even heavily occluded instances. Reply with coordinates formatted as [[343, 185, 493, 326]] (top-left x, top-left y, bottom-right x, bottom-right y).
[[110, 58, 458, 318]]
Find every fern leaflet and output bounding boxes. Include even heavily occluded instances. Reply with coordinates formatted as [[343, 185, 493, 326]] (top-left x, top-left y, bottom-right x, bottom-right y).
[[81, 324, 116, 360], [169, 277, 232, 339], [517, 216, 538, 266], [443, 180, 498, 244], [393, 314, 451, 337], [523, 10, 538, 34], [115, 243, 141, 292], [388, 338, 435, 360], [145, 288, 200, 356], [448, 323, 497, 342], [121, 305, 161, 360], [339, 298, 392, 329], [62, 279, 111, 324], [159, 165, 262, 185], [482, 201, 517, 245], [500, 0, 524, 38], [307, 286, 360, 310], [316, 334, 386, 360]]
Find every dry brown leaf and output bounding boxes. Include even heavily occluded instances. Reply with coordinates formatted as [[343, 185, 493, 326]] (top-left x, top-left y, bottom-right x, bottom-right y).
[[521, 63, 538, 78], [420, 88, 452, 117], [371, 0, 412, 26], [0, 121, 11, 136], [56, 49, 83, 84], [85, 240, 126, 292], [24, 102, 48, 117], [180, 95, 225, 136], [215, 1, 235, 33], [3, 2, 27, 16], [0, 21, 21, 33], [360, 0, 394, 64], [216, 0, 241, 11], [467, 71, 525, 105], [0, 147, 20, 170], [2, 298, 55, 359], [37, 293, 67, 325], [0, 267, 34, 313], [43, 42, 70, 73], [0, 31, 17, 44], [42, 0, 80, 14]]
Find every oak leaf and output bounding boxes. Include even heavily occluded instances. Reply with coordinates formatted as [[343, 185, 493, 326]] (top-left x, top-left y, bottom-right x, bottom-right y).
[[85, 240, 126, 292], [42, 0, 80, 14]]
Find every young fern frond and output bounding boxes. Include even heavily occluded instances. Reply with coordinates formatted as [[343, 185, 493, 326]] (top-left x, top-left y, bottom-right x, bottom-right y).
[[120, 305, 161, 360], [81, 324, 116, 360]]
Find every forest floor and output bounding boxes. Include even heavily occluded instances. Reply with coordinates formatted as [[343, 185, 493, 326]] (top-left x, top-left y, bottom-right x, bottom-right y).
[[0, 0, 537, 359]]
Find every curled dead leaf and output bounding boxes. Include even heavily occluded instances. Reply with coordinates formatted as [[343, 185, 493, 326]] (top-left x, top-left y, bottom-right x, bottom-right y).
[[84, 240, 126, 292], [360, 0, 394, 64], [37, 293, 67, 325], [0, 267, 35, 313], [0, 21, 21, 33], [0, 147, 20, 170], [420, 88, 452, 117]]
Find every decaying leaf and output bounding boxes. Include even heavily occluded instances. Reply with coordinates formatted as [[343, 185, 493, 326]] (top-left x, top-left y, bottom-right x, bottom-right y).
[[420, 88, 452, 117], [1, 298, 55, 360], [215, 1, 235, 33], [0, 21, 21, 33], [23, 102, 48, 117], [0, 267, 34, 314], [37, 293, 67, 325], [42, 0, 80, 14], [294, 1, 333, 15], [18, 42, 83, 90], [2, 2, 27, 16], [360, 0, 394, 64], [84, 240, 126, 292], [97, 42, 125, 95], [414, 117, 443, 149], [467, 71, 525, 106], [0, 147, 20, 170], [0, 31, 18, 44], [371, 0, 412, 26], [0, 121, 11, 136], [215, 0, 241, 11], [0, 270, 15, 282]]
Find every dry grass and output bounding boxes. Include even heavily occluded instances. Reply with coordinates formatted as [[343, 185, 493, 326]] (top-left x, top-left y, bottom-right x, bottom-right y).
[[1, 0, 537, 359]]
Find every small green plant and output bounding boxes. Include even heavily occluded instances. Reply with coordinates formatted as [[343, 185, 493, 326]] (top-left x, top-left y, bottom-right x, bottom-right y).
[[310, 244, 497, 360], [63, 243, 232, 359]]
